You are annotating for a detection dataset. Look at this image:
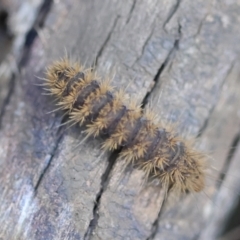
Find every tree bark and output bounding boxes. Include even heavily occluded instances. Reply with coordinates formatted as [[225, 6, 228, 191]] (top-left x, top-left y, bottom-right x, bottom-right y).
[[0, 0, 240, 240]]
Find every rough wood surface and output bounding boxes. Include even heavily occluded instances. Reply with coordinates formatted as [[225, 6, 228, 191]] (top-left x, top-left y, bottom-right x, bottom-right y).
[[0, 0, 240, 240]]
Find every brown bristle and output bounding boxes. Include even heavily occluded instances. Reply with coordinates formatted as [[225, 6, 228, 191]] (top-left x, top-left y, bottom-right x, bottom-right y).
[[43, 58, 206, 194]]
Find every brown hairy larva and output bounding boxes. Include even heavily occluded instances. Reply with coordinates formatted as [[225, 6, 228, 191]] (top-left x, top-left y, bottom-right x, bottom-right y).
[[43, 57, 207, 195]]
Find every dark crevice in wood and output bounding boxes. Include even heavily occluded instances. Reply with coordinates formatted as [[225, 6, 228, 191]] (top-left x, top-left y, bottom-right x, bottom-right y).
[[12, 0, 54, 195], [219, 197, 240, 238], [197, 62, 235, 138], [82, 31, 183, 234], [0, 0, 52, 152], [84, 150, 120, 240], [196, 103, 216, 139], [0, 74, 15, 129], [135, 4, 182, 71], [218, 130, 240, 187], [0, 0, 52, 129], [163, 0, 181, 29], [135, 26, 155, 67], [19, 0, 53, 67], [141, 24, 181, 108], [144, 24, 182, 240], [0, 8, 15, 129], [83, 21, 182, 239], [194, 130, 240, 240], [19, 0, 53, 195], [94, 16, 119, 67], [0, 9, 14, 56], [0, 10, 10, 33], [66, 16, 126, 231], [85, 28, 179, 234], [0, 0, 54, 209], [86, 25, 182, 240], [34, 131, 64, 197], [126, 0, 137, 24], [146, 189, 170, 240], [193, 62, 237, 240], [194, 14, 207, 38]]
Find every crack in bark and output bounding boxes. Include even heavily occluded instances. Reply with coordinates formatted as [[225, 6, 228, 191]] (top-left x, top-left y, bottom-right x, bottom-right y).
[[94, 16, 119, 66], [146, 36, 235, 240], [163, 0, 181, 30], [146, 190, 170, 240], [189, 12, 209, 40], [82, 18, 124, 235], [12, 0, 54, 194], [135, 18, 181, 75], [134, 26, 155, 67], [218, 129, 240, 187], [34, 131, 64, 197], [81, 24, 181, 237], [126, 0, 137, 24], [216, 130, 240, 238], [194, 130, 240, 240], [197, 62, 235, 138], [84, 23, 181, 240], [0, 0, 53, 128], [84, 150, 120, 240], [0, 74, 15, 129], [144, 25, 181, 240], [81, 17, 124, 230], [141, 25, 181, 108], [19, 0, 53, 67]]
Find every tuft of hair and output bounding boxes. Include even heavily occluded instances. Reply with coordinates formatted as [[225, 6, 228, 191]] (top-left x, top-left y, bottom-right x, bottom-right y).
[[43, 57, 207, 194]]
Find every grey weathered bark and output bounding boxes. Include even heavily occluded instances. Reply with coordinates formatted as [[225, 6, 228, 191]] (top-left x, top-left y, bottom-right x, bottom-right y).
[[0, 0, 240, 240]]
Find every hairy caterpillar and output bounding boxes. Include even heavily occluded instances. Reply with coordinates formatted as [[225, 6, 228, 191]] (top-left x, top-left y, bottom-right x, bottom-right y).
[[42, 57, 207, 195]]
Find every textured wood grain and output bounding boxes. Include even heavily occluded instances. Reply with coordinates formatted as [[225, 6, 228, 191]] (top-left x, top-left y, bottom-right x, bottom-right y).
[[0, 0, 240, 240]]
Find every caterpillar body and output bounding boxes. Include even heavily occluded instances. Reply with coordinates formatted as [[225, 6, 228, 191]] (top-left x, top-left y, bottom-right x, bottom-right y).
[[44, 58, 206, 194]]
